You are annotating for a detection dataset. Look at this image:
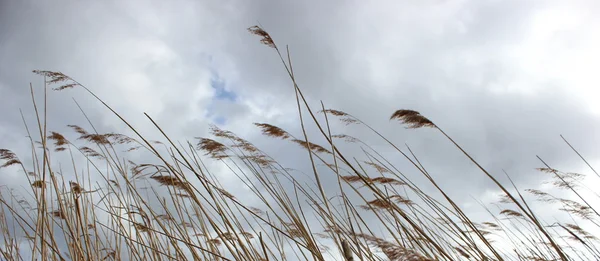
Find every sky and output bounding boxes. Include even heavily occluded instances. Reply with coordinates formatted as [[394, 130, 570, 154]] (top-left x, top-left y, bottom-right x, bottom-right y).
[[1, 0, 600, 259]]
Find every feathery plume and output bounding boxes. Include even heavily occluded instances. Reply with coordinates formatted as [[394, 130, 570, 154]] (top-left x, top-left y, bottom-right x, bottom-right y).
[[0, 149, 21, 168], [364, 161, 390, 173], [79, 146, 104, 159], [68, 125, 88, 135], [150, 175, 192, 193], [247, 26, 275, 48], [332, 134, 359, 143], [356, 233, 434, 261], [291, 139, 331, 154], [32, 70, 80, 91], [372, 177, 405, 186], [31, 180, 46, 189], [500, 209, 524, 218], [70, 182, 84, 194], [390, 109, 435, 129], [321, 109, 359, 125], [254, 123, 291, 139], [48, 132, 68, 147], [195, 138, 229, 159]]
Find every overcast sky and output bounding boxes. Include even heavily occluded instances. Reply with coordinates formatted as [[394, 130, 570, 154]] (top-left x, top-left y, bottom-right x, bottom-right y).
[[1, 0, 600, 258]]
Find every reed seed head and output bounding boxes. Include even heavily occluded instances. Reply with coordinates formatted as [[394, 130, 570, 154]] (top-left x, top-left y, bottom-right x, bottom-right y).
[[390, 109, 436, 129]]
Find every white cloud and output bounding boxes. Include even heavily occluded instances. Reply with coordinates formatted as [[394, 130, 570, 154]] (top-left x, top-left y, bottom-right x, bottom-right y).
[[1, 0, 600, 259]]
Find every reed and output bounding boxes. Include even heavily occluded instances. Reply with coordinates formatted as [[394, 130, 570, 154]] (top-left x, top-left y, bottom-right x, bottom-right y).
[[0, 25, 597, 261]]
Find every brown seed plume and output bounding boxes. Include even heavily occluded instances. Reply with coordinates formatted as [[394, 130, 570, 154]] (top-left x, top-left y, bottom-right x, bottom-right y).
[[239, 155, 275, 168], [525, 189, 555, 203], [332, 134, 359, 143], [247, 25, 275, 48], [79, 134, 111, 145], [68, 125, 88, 135], [48, 132, 68, 147], [558, 199, 593, 220], [195, 138, 228, 159], [254, 123, 291, 139], [70, 182, 84, 194], [31, 180, 46, 189], [232, 140, 260, 153], [0, 149, 21, 168], [536, 167, 559, 174], [210, 125, 237, 140], [249, 207, 264, 216], [389, 195, 414, 205], [104, 133, 136, 144], [32, 70, 80, 91], [33, 70, 70, 83], [390, 109, 436, 129], [150, 175, 192, 193], [565, 224, 592, 237], [355, 233, 434, 261], [321, 109, 348, 117], [291, 139, 331, 154], [364, 161, 390, 173], [321, 109, 359, 125], [340, 175, 364, 183], [361, 198, 394, 210], [79, 146, 105, 158], [372, 177, 405, 186], [482, 222, 502, 231], [500, 209, 524, 218], [285, 228, 304, 238], [133, 222, 150, 232], [207, 238, 222, 246]]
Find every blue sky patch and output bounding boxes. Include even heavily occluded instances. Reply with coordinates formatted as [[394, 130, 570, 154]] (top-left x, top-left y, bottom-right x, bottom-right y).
[[210, 75, 237, 102], [213, 116, 226, 125], [205, 71, 237, 126]]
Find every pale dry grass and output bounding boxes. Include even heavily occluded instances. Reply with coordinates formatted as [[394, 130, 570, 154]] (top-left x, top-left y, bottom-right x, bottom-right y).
[[0, 25, 597, 261]]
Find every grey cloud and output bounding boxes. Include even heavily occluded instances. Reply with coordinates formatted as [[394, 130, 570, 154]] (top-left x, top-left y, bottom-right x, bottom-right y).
[[0, 0, 597, 211], [1, 0, 600, 259]]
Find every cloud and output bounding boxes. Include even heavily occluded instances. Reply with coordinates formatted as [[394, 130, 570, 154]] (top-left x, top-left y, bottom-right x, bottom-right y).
[[1, 0, 600, 259]]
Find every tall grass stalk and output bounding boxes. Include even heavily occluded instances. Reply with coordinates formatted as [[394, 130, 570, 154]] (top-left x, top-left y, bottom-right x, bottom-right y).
[[0, 26, 598, 261]]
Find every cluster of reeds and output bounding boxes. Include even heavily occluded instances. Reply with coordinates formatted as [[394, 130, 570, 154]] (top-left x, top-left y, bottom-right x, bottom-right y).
[[0, 26, 598, 261]]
